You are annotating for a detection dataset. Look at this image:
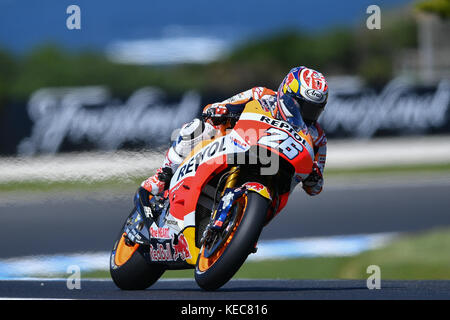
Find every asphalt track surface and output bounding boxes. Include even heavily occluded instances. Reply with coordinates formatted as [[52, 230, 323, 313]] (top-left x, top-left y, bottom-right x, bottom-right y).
[[1, 177, 450, 258], [1, 176, 450, 300], [1, 279, 450, 300]]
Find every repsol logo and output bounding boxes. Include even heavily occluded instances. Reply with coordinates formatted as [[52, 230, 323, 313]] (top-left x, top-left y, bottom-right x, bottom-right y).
[[176, 136, 226, 181], [259, 116, 305, 143]]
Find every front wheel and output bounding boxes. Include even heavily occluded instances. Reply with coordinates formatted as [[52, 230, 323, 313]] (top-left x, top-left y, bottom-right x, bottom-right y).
[[194, 192, 270, 291]]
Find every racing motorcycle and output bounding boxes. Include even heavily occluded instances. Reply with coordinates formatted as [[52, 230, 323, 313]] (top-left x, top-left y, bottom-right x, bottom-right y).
[[109, 99, 315, 290]]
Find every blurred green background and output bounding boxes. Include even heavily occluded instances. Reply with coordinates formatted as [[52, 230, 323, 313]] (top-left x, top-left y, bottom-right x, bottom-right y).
[[0, 2, 428, 106]]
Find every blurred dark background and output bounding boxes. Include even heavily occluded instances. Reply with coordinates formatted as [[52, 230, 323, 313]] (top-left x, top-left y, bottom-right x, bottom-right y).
[[0, 0, 449, 155]]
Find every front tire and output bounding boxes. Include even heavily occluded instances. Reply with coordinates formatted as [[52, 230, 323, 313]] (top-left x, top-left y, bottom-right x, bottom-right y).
[[194, 192, 270, 291]]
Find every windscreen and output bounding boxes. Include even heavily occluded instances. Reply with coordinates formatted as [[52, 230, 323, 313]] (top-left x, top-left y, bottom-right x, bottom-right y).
[[278, 94, 308, 133]]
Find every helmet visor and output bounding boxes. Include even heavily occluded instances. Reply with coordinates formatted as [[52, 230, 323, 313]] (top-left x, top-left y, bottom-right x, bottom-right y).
[[298, 98, 325, 123]]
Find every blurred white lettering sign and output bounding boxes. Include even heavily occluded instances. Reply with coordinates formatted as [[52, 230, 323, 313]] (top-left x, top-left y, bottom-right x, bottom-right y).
[[19, 87, 200, 155]]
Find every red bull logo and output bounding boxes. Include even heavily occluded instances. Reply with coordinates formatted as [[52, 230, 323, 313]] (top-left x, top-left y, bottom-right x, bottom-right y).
[[172, 234, 191, 261], [150, 243, 173, 261], [243, 182, 272, 200], [243, 182, 264, 192]]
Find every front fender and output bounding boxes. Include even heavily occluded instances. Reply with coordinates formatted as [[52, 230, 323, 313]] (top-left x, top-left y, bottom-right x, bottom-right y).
[[242, 182, 272, 201]]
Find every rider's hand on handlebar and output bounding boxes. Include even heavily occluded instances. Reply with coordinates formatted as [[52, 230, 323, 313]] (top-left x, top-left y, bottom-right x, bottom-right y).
[[202, 104, 230, 126], [303, 162, 323, 187]]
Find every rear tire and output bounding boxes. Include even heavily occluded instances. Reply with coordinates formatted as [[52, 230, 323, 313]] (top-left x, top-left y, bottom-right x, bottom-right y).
[[194, 192, 270, 291], [110, 215, 165, 290]]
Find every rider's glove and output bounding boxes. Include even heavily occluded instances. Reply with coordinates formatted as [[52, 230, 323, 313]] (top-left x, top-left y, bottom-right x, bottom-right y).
[[202, 104, 229, 126], [303, 162, 323, 185], [302, 162, 324, 196]]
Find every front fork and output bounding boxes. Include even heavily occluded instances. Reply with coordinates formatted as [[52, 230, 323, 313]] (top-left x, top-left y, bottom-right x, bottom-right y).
[[211, 166, 240, 228], [223, 166, 240, 190], [206, 166, 272, 234]]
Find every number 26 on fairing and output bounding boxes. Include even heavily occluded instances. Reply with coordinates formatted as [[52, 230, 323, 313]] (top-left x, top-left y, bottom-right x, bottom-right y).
[[258, 128, 303, 160]]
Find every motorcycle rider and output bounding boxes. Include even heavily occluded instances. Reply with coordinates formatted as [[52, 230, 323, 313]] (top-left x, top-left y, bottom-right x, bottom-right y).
[[141, 66, 328, 214]]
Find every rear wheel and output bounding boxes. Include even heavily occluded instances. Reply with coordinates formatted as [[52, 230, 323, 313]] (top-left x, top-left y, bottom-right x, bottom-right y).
[[110, 211, 165, 290], [194, 192, 270, 291]]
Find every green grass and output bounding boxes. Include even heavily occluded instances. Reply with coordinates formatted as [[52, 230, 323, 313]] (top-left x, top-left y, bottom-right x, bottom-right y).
[[325, 162, 450, 176], [83, 227, 450, 280], [2, 162, 450, 194], [0, 177, 143, 193]]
